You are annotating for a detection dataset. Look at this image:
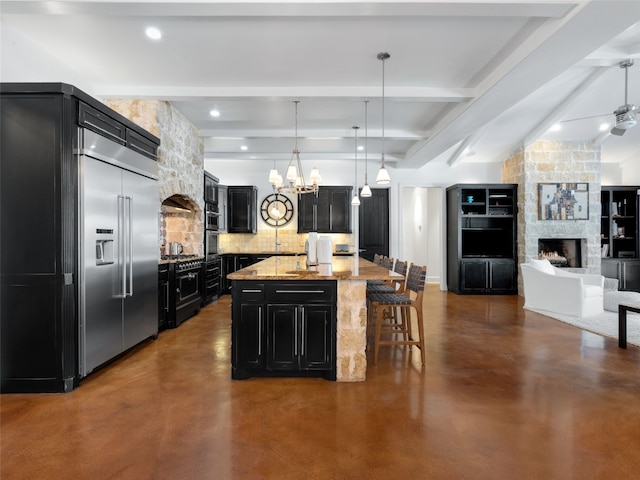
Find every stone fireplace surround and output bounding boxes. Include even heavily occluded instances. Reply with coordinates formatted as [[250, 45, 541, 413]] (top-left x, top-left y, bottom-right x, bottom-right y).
[[503, 140, 601, 295]]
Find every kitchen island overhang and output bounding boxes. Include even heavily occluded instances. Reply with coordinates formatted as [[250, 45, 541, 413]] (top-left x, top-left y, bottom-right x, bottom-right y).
[[227, 256, 402, 381]]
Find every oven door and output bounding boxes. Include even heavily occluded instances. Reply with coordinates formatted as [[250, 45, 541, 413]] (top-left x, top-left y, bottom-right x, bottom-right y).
[[176, 269, 200, 305], [205, 202, 219, 231], [205, 231, 219, 261]]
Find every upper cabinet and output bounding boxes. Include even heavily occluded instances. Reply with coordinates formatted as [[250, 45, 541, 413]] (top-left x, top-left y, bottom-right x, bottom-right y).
[[227, 186, 257, 234], [78, 102, 158, 160], [204, 172, 218, 205], [218, 185, 228, 233], [298, 186, 352, 233]]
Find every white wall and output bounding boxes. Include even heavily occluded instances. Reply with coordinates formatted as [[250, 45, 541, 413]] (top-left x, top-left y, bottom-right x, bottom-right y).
[[400, 187, 442, 284], [206, 157, 503, 266]]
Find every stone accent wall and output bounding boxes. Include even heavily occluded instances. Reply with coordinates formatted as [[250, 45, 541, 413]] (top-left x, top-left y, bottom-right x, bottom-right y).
[[104, 99, 205, 255], [336, 280, 367, 381], [503, 140, 601, 294]]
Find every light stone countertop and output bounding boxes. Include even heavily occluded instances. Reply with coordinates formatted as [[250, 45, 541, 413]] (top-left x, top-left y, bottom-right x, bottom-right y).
[[227, 255, 402, 281]]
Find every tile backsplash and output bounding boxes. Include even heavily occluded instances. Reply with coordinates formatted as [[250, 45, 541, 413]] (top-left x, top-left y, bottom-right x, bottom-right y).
[[219, 230, 353, 253]]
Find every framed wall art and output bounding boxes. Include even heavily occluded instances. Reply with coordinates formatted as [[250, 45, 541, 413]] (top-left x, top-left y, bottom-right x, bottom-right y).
[[538, 183, 589, 220]]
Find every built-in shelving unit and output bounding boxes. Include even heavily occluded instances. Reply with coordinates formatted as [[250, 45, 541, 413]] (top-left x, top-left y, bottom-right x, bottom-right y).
[[601, 186, 640, 291], [447, 184, 518, 294]]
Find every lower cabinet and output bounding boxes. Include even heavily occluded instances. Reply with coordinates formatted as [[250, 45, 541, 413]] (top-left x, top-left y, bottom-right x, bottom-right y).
[[231, 280, 336, 380], [460, 259, 516, 294], [602, 258, 640, 291]]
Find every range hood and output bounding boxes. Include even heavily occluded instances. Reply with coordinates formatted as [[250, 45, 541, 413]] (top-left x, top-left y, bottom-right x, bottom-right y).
[[161, 195, 192, 214]]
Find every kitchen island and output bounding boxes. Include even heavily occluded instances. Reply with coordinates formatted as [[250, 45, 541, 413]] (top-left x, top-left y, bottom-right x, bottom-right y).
[[227, 255, 402, 381]]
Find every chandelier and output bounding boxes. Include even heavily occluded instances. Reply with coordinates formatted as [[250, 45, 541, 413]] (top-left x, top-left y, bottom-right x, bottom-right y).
[[269, 100, 321, 194]]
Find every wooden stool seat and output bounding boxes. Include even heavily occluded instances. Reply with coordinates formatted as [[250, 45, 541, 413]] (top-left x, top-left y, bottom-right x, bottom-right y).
[[367, 264, 427, 365]]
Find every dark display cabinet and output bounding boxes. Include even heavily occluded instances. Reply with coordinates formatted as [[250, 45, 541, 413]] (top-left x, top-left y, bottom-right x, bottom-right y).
[[298, 186, 352, 233], [227, 186, 257, 233], [447, 184, 518, 294], [231, 280, 336, 380], [601, 186, 640, 291]]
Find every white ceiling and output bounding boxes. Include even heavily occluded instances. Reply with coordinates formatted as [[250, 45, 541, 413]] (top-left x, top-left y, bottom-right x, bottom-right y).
[[1, 1, 639, 170]]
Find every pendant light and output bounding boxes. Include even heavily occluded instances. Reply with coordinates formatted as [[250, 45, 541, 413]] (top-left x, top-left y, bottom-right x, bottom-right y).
[[361, 100, 372, 197], [269, 101, 320, 194], [376, 52, 391, 184], [351, 125, 361, 206]]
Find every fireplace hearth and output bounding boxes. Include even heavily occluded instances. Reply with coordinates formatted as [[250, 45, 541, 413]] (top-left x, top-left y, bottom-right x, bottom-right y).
[[538, 238, 584, 268]]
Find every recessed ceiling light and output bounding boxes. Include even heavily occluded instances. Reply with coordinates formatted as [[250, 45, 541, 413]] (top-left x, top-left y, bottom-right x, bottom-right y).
[[145, 27, 162, 40], [599, 123, 610, 131], [210, 109, 220, 117], [240, 145, 248, 151], [549, 123, 562, 132], [357, 145, 364, 151]]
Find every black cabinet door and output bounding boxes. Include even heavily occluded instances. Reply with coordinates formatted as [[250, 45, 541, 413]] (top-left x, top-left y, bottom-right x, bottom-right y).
[[461, 261, 488, 292], [359, 188, 389, 261], [228, 186, 257, 233], [204, 173, 217, 204], [234, 303, 264, 370], [267, 305, 298, 370], [489, 260, 516, 292], [298, 192, 317, 232], [300, 305, 333, 370], [298, 186, 352, 233], [622, 261, 640, 291]]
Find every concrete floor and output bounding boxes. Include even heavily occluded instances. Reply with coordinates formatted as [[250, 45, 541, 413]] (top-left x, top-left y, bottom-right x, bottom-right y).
[[2, 286, 639, 480]]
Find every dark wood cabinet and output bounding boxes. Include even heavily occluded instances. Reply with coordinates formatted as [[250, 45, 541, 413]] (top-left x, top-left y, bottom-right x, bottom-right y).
[[202, 257, 222, 305], [359, 188, 390, 261], [158, 264, 170, 331], [204, 172, 218, 205], [460, 259, 516, 293], [601, 187, 640, 291], [232, 280, 336, 380], [228, 186, 257, 233], [298, 186, 352, 233], [79, 101, 158, 159], [447, 184, 517, 294], [221, 254, 273, 294]]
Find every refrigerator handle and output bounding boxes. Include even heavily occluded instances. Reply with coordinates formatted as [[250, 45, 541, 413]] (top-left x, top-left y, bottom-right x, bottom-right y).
[[117, 195, 127, 298], [126, 196, 134, 298]]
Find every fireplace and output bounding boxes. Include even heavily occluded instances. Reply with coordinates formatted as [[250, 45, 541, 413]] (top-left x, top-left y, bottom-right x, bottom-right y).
[[538, 238, 584, 268]]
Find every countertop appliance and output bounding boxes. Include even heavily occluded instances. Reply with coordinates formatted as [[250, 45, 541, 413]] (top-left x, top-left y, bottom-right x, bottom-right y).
[[79, 129, 159, 377]]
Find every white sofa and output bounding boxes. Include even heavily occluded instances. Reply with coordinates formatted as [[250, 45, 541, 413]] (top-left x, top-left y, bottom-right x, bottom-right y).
[[520, 259, 604, 317]]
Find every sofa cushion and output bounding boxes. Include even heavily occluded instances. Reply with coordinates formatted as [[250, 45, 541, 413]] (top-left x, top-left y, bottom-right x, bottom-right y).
[[583, 284, 603, 299], [528, 258, 556, 275], [603, 290, 640, 312]]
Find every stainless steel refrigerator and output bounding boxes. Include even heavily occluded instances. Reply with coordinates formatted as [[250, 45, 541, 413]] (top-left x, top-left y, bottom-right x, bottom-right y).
[[79, 129, 159, 377]]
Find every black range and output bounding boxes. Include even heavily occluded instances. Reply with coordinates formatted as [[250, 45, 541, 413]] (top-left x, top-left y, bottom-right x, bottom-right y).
[[159, 254, 204, 329]]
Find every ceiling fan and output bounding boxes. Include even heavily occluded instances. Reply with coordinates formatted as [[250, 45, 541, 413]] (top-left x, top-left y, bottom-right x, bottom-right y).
[[610, 59, 637, 136], [559, 59, 637, 136]]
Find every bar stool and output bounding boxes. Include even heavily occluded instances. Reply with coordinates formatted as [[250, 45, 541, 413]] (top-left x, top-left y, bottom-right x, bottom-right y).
[[367, 264, 427, 365], [367, 260, 409, 341], [367, 256, 395, 287]]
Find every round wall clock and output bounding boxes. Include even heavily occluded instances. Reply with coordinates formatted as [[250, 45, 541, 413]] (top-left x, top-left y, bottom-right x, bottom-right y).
[[260, 193, 294, 227]]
